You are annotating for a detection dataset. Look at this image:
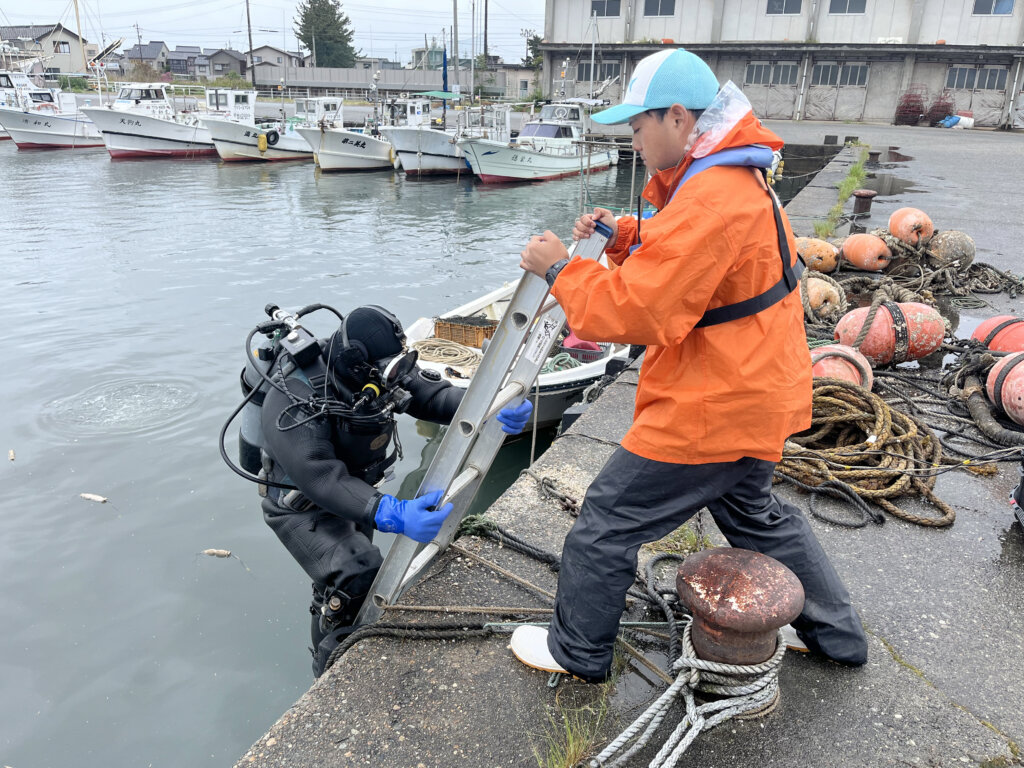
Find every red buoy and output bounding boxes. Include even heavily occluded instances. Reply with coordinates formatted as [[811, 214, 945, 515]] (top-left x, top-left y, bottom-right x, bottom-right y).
[[971, 315, 1024, 353], [810, 344, 874, 390], [986, 352, 1024, 426], [834, 302, 945, 365]]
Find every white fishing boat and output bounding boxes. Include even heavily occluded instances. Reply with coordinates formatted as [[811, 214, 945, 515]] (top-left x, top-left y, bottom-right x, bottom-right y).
[[203, 96, 339, 163], [295, 99, 393, 171], [82, 84, 244, 158], [0, 71, 104, 148], [458, 100, 617, 184], [405, 278, 629, 427], [379, 95, 512, 176]]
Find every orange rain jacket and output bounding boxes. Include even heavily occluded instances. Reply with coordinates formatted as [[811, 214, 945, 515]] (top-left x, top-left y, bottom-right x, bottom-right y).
[[551, 112, 811, 465]]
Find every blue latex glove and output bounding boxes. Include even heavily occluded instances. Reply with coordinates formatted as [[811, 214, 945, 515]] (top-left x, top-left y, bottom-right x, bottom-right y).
[[374, 490, 452, 543], [496, 399, 533, 434]]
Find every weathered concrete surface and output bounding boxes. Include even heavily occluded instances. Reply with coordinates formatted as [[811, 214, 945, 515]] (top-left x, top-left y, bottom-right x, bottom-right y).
[[236, 124, 1024, 768]]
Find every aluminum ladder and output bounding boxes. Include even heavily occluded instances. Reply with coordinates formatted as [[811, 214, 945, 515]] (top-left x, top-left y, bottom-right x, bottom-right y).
[[356, 222, 613, 624]]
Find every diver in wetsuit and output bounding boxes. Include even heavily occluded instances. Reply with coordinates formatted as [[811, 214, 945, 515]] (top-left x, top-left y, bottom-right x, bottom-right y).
[[257, 305, 532, 676]]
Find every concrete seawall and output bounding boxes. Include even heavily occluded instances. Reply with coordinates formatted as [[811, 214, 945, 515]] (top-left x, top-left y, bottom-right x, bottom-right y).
[[236, 123, 1024, 768]]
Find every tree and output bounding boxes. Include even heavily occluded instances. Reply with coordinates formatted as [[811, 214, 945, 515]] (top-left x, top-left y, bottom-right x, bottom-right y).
[[295, 0, 358, 69], [521, 31, 542, 71]]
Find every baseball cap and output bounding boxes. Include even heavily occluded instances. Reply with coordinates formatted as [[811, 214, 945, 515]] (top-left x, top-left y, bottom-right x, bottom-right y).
[[590, 48, 720, 125]]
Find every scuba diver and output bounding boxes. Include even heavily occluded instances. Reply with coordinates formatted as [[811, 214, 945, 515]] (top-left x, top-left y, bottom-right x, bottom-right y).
[[225, 303, 533, 676]]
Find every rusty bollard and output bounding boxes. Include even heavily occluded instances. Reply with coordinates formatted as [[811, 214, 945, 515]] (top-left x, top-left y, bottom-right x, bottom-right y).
[[676, 548, 804, 665], [851, 188, 877, 218]]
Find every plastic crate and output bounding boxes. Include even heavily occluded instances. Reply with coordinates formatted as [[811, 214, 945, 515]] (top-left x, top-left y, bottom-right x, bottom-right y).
[[434, 316, 499, 348], [559, 342, 609, 364]]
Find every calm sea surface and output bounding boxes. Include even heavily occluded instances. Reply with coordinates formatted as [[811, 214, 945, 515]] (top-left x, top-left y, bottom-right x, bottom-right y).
[[0, 144, 647, 767]]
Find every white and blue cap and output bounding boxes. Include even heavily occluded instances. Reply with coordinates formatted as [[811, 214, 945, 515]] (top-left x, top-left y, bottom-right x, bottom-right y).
[[591, 48, 719, 125]]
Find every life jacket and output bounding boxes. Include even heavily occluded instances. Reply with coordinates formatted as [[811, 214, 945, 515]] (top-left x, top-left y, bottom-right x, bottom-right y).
[[629, 144, 803, 328]]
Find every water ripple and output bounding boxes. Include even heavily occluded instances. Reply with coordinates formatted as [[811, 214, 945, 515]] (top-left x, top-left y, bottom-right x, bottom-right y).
[[42, 377, 199, 437]]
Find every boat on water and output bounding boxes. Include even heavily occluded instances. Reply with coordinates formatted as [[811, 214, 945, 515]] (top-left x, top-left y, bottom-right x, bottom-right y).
[[405, 278, 628, 427], [295, 99, 394, 171], [204, 96, 340, 163], [458, 100, 617, 184], [379, 94, 513, 176], [81, 84, 249, 158], [0, 71, 104, 148]]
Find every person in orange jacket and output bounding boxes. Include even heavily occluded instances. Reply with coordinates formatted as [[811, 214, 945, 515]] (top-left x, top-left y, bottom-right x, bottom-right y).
[[513, 48, 868, 682]]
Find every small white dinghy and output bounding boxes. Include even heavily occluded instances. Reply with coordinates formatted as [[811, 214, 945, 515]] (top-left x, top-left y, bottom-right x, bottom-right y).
[[405, 278, 629, 428]]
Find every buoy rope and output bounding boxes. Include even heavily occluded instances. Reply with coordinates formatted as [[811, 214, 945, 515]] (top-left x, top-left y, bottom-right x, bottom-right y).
[[542, 351, 583, 373], [411, 338, 481, 369], [776, 378, 960, 527], [799, 268, 848, 331]]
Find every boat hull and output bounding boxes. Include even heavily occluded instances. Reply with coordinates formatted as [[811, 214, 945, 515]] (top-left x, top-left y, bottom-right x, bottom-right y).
[[459, 138, 615, 183], [203, 117, 313, 162], [378, 126, 465, 175], [82, 107, 216, 158], [0, 106, 104, 149], [296, 126, 393, 171]]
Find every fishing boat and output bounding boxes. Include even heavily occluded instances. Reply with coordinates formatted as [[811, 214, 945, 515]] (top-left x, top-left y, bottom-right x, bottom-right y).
[[380, 95, 513, 176], [295, 99, 394, 171], [203, 96, 340, 163], [405, 278, 629, 427], [0, 71, 104, 148], [457, 100, 617, 184], [81, 84, 247, 158]]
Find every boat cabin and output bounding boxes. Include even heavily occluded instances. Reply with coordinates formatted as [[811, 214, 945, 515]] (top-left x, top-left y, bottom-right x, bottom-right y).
[[536, 103, 584, 125], [0, 71, 56, 110], [294, 97, 342, 124], [109, 83, 175, 117], [205, 89, 255, 122]]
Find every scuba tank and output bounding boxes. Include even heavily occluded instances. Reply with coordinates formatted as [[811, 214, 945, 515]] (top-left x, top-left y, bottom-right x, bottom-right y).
[[239, 332, 276, 475]]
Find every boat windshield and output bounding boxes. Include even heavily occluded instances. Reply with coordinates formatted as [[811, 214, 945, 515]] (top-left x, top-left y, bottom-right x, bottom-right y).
[[520, 123, 574, 139], [29, 92, 55, 103], [117, 88, 164, 101], [0, 74, 12, 88], [539, 104, 581, 122]]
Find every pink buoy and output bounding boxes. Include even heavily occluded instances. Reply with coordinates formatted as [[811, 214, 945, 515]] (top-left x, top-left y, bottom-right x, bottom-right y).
[[834, 302, 945, 365], [971, 315, 1024, 354], [986, 352, 1024, 426], [810, 344, 874, 390]]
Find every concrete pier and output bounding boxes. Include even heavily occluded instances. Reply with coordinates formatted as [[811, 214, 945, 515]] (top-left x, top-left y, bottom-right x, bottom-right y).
[[236, 123, 1024, 768]]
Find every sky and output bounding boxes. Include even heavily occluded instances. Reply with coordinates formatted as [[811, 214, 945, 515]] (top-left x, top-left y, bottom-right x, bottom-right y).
[[2, 0, 546, 65]]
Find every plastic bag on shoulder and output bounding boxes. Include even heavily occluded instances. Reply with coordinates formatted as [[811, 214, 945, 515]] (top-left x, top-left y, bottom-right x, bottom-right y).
[[686, 81, 754, 160]]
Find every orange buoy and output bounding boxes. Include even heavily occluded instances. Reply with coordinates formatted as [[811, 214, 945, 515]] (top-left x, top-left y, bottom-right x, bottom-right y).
[[840, 233, 892, 271], [801, 275, 843, 320], [810, 344, 874, 390], [888, 207, 934, 246], [985, 352, 1024, 426], [970, 315, 1024, 353], [795, 237, 839, 273], [926, 230, 975, 270], [834, 302, 945, 364]]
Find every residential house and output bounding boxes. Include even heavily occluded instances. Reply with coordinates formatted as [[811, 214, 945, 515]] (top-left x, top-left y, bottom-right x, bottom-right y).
[[207, 48, 247, 79], [0, 24, 89, 78], [540, 0, 1024, 127], [166, 45, 202, 77], [247, 45, 303, 69], [355, 56, 402, 71]]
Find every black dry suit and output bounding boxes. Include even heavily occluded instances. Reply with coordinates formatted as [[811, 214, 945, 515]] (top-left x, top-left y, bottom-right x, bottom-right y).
[[258, 307, 462, 672]]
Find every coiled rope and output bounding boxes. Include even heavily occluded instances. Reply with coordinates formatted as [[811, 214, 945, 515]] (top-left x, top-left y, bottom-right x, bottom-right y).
[[777, 378, 959, 527], [590, 620, 786, 768], [411, 338, 481, 369]]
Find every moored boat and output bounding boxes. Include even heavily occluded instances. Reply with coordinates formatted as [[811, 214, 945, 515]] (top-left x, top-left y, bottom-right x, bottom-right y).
[[295, 99, 394, 171], [204, 96, 340, 162], [458, 100, 616, 184], [0, 71, 104, 148]]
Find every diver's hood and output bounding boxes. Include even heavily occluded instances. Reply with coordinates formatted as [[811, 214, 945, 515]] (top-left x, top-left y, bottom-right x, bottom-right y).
[[327, 305, 406, 384]]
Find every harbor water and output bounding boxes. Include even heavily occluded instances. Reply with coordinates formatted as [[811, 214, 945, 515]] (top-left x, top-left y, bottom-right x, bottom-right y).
[[0, 146, 650, 767]]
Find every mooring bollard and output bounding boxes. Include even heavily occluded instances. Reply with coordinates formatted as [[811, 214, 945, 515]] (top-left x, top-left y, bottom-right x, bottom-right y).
[[867, 149, 882, 164], [676, 548, 804, 665], [852, 188, 878, 217]]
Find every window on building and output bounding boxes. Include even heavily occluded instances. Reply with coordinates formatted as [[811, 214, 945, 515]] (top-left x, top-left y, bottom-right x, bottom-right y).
[[811, 63, 840, 85], [979, 68, 1008, 89], [600, 61, 621, 80], [578, 61, 592, 81], [840, 64, 868, 86], [644, 0, 676, 15], [945, 66, 976, 90], [53, 41, 71, 54], [745, 63, 771, 85], [973, 0, 1014, 13], [254, 55, 262, 63], [277, 56, 283, 63], [767, 0, 802, 13], [828, 0, 866, 12], [591, 0, 621, 16], [772, 63, 799, 85]]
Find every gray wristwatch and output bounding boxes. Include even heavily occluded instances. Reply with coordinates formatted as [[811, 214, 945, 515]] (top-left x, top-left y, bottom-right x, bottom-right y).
[[545, 258, 570, 287]]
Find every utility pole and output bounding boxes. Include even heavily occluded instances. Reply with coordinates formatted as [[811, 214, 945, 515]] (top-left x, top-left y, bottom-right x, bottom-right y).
[[423, 33, 428, 72], [589, 11, 596, 99], [452, 0, 459, 94], [483, 0, 488, 62], [245, 0, 257, 89], [470, 0, 474, 103]]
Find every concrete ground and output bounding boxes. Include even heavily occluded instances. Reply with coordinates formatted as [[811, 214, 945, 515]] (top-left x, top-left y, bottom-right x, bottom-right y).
[[235, 123, 1024, 768]]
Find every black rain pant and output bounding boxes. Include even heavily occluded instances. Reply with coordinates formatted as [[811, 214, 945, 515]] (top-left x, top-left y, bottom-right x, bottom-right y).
[[547, 448, 868, 682]]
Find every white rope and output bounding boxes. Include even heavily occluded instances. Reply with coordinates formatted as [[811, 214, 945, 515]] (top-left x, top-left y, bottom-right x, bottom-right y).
[[592, 620, 787, 768], [412, 338, 482, 369]]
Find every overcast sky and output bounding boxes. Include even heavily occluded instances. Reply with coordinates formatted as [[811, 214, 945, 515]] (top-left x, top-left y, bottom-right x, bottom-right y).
[[2, 0, 546, 64]]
